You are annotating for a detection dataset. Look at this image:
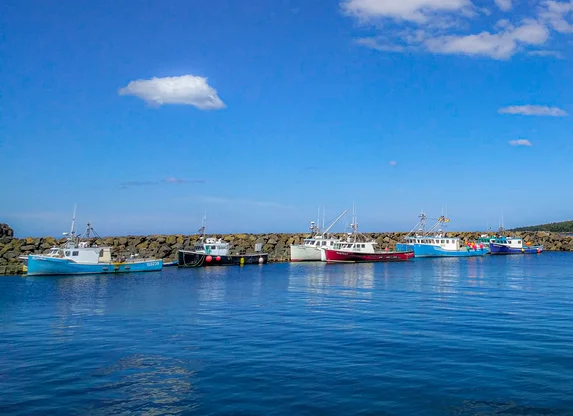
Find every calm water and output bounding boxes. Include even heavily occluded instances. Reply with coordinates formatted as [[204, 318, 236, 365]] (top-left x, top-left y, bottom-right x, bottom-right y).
[[1, 253, 573, 415]]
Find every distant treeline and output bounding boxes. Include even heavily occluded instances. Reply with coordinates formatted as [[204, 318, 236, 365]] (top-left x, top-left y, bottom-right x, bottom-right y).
[[511, 220, 573, 232]]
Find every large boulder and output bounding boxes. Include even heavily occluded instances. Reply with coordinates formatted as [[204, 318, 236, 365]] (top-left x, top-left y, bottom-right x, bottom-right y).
[[0, 223, 14, 241]]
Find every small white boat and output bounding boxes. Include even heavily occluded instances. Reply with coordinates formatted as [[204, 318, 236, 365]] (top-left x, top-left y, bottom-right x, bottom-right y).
[[290, 210, 347, 262]]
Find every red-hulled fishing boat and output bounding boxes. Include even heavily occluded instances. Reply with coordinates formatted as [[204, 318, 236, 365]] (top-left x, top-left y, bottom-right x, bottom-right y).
[[323, 213, 414, 263]]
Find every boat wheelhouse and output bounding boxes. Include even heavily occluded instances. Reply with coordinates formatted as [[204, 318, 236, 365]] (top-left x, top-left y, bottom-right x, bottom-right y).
[[24, 211, 162, 276], [178, 219, 268, 267], [290, 210, 347, 262], [191, 237, 230, 256], [477, 234, 496, 250], [396, 213, 487, 258]]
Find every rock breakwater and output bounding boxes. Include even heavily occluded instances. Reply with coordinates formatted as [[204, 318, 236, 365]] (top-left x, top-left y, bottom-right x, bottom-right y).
[[2, 230, 572, 275]]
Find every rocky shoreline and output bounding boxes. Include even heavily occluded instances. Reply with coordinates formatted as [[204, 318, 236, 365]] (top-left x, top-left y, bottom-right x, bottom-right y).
[[2, 223, 573, 275]]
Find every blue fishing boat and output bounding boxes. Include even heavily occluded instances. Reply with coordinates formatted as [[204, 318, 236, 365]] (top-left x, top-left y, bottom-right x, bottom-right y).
[[396, 213, 488, 258], [24, 210, 163, 276], [489, 233, 543, 255]]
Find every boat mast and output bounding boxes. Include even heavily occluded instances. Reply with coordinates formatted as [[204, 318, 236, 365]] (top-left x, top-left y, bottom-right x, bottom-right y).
[[70, 204, 77, 240], [198, 210, 207, 240], [350, 203, 357, 243], [407, 211, 427, 236], [322, 210, 348, 236]]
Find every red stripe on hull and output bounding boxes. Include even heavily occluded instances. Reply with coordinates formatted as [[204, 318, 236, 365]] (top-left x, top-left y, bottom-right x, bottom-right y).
[[324, 249, 414, 263]]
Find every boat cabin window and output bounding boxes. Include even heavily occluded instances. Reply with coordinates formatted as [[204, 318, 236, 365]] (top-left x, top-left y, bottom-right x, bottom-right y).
[[65, 251, 71, 256], [72, 251, 79, 256]]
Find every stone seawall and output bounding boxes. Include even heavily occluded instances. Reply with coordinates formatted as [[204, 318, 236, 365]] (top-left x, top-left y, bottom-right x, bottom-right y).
[[1, 230, 573, 275]]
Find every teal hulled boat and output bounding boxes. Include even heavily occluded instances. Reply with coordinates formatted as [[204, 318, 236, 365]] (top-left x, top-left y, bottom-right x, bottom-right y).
[[23, 210, 163, 276], [396, 213, 488, 258]]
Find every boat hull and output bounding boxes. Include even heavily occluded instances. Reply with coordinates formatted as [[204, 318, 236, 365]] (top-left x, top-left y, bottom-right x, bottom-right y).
[[324, 249, 414, 263], [396, 243, 488, 258], [489, 244, 543, 255], [26, 256, 163, 276], [290, 245, 322, 262], [178, 250, 268, 267]]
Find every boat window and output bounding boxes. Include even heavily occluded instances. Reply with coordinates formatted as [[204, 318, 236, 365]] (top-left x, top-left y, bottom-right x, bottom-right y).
[[72, 251, 79, 256], [65, 251, 71, 256]]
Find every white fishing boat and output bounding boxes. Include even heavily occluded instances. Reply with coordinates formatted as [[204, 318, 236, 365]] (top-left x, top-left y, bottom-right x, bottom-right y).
[[290, 210, 347, 262]]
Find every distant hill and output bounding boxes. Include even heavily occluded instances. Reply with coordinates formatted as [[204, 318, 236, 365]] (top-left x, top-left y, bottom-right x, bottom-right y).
[[511, 220, 573, 232]]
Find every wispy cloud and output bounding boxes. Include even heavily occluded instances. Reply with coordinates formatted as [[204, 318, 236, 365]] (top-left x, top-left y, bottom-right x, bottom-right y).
[[355, 37, 406, 53], [344, 0, 572, 60], [342, 0, 472, 23], [539, 0, 573, 34], [425, 20, 549, 60], [121, 177, 205, 189], [118, 75, 225, 110], [120, 181, 157, 188], [527, 49, 564, 58], [162, 176, 205, 184], [494, 0, 512, 11], [499, 105, 568, 116], [389, 160, 397, 166], [509, 139, 533, 146]]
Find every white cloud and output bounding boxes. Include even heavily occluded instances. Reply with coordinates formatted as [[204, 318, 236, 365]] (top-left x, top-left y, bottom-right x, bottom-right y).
[[499, 105, 568, 116], [509, 139, 533, 146], [118, 75, 225, 110], [494, 0, 512, 11], [539, 0, 573, 33], [389, 160, 398, 166], [344, 0, 573, 59], [425, 20, 549, 59], [342, 0, 472, 23]]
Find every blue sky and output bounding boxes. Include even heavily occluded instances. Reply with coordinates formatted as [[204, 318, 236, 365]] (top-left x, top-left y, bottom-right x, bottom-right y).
[[1, 0, 572, 237]]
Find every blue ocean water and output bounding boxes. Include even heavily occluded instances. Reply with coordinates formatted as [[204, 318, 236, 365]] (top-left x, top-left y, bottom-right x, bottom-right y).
[[1, 253, 573, 415]]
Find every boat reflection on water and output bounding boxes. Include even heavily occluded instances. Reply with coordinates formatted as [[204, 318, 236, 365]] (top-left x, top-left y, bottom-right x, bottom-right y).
[[289, 262, 374, 293]]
